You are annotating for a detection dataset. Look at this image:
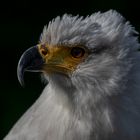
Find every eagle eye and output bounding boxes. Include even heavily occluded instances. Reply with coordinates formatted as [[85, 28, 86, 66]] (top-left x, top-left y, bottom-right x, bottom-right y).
[[71, 47, 85, 58]]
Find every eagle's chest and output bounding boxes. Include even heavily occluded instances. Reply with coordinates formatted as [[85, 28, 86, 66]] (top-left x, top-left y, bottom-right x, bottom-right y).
[[36, 88, 91, 140], [28, 84, 90, 140]]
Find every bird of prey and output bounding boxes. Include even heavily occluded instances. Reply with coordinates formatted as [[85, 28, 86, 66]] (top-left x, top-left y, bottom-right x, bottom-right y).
[[4, 10, 140, 140]]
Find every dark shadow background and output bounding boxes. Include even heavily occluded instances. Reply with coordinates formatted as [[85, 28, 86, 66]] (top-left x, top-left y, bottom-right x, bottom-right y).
[[1, 0, 140, 139]]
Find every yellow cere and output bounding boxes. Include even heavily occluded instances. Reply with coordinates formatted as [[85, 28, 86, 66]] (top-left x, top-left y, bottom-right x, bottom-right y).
[[37, 44, 88, 74]]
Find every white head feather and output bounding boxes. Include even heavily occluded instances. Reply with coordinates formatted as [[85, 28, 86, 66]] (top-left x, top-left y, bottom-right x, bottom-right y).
[[4, 10, 140, 140]]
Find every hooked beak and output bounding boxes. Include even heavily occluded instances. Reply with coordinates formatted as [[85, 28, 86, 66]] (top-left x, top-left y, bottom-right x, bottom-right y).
[[17, 46, 44, 86]]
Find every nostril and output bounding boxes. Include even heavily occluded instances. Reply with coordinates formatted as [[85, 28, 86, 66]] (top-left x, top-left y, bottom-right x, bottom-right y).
[[40, 44, 48, 56], [41, 49, 48, 56]]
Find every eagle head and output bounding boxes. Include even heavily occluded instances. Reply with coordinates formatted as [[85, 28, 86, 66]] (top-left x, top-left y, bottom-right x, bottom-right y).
[[17, 10, 139, 96]]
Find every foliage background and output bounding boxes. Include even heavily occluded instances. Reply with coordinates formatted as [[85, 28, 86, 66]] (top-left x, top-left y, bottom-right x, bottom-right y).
[[0, 0, 140, 139]]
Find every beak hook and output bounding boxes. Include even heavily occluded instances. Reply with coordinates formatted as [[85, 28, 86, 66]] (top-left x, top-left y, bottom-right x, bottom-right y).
[[17, 46, 44, 86]]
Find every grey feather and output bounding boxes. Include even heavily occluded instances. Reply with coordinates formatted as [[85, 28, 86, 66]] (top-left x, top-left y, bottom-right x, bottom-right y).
[[4, 10, 140, 140]]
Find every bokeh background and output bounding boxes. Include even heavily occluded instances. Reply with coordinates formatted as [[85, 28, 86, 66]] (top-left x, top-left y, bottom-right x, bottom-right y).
[[1, 0, 140, 139]]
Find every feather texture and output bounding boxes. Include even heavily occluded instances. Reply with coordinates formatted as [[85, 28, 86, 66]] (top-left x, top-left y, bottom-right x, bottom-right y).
[[4, 10, 140, 140]]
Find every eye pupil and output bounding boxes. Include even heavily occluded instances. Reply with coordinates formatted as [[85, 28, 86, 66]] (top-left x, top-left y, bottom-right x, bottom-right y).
[[71, 47, 85, 58]]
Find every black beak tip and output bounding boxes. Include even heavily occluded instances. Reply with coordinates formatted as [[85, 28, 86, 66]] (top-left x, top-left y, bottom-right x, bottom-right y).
[[17, 46, 44, 87], [17, 62, 25, 87]]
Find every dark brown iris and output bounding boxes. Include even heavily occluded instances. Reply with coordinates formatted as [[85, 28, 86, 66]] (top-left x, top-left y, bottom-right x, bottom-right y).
[[71, 47, 85, 58]]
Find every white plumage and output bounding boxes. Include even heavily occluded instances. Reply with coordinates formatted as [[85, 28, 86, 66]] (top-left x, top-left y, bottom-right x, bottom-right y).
[[4, 10, 140, 140]]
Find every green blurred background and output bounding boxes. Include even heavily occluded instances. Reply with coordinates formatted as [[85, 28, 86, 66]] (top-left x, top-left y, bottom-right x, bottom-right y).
[[1, 0, 140, 139]]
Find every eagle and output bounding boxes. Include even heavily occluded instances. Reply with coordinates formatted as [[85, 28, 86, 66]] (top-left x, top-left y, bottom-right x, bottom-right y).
[[4, 10, 140, 140]]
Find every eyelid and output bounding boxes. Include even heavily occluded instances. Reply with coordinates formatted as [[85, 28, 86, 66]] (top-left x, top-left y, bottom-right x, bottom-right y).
[[73, 45, 88, 53]]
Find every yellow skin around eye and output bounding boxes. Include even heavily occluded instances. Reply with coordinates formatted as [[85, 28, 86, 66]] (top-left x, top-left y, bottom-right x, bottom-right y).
[[37, 44, 87, 74]]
